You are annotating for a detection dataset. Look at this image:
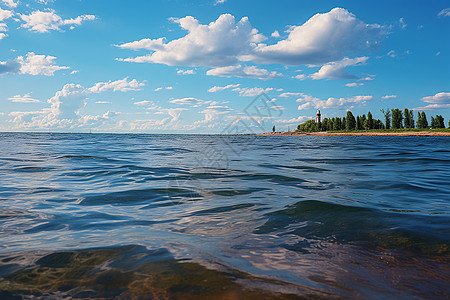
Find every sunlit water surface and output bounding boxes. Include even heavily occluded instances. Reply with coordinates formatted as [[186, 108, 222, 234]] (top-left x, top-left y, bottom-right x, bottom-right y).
[[0, 133, 449, 299]]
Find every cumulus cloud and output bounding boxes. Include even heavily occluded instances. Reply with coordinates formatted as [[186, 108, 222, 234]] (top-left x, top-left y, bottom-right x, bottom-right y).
[[117, 14, 266, 67], [293, 74, 306, 80], [438, 8, 450, 17], [206, 64, 282, 79], [177, 69, 195, 75], [0, 52, 69, 76], [382, 95, 397, 99], [416, 92, 450, 110], [0, 32, 6, 39], [310, 56, 368, 80], [9, 78, 143, 129], [116, 8, 384, 81], [17, 52, 70, 75], [88, 78, 145, 93], [245, 8, 384, 65], [271, 30, 280, 38], [9, 93, 41, 103], [1, 0, 17, 8], [421, 92, 450, 104], [296, 93, 374, 110], [0, 7, 13, 22], [195, 105, 232, 127], [19, 9, 95, 33]]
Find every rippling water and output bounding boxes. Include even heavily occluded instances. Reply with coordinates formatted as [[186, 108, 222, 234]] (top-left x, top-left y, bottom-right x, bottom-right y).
[[0, 133, 449, 299]]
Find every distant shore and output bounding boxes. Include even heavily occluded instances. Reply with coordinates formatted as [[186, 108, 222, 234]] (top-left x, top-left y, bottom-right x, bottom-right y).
[[260, 131, 450, 136]]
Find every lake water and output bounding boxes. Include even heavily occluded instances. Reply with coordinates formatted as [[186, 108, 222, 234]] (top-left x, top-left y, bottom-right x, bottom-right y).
[[0, 133, 449, 299]]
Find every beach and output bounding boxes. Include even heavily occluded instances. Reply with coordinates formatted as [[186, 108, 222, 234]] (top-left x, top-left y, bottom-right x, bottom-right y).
[[261, 131, 450, 136]]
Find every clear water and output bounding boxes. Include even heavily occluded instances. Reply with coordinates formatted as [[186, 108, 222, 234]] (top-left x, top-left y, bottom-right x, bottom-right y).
[[0, 133, 449, 299]]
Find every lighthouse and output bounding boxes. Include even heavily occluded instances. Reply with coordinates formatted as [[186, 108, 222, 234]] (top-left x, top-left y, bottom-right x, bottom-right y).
[[315, 109, 321, 124]]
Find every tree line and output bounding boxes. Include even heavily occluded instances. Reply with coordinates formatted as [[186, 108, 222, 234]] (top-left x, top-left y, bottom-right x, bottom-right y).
[[297, 108, 448, 132]]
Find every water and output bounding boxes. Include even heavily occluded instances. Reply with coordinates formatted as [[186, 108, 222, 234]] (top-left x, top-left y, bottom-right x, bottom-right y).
[[0, 133, 449, 299]]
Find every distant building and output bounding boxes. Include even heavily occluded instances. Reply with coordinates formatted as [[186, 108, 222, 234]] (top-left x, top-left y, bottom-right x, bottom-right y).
[[315, 109, 321, 124]]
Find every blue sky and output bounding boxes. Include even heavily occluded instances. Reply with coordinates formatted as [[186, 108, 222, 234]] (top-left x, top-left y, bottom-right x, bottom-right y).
[[0, 0, 449, 133]]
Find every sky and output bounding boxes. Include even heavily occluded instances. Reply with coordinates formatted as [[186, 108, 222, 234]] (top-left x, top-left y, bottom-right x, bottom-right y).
[[0, 0, 449, 133]]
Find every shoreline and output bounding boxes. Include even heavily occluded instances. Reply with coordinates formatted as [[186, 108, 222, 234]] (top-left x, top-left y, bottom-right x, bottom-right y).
[[260, 131, 450, 136]]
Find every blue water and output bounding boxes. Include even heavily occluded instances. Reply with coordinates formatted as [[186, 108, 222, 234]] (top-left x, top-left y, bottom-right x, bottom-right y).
[[0, 133, 449, 299]]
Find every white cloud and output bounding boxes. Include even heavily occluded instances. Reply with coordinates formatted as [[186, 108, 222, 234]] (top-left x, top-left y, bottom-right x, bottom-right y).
[[95, 101, 111, 104], [232, 87, 274, 97], [0, 52, 69, 76], [117, 14, 266, 67], [1, 0, 17, 8], [279, 92, 304, 98], [0, 7, 13, 22], [154, 86, 173, 91], [206, 64, 282, 79], [17, 52, 69, 75], [169, 97, 208, 107], [382, 95, 397, 99], [9, 78, 143, 129], [0, 32, 6, 39], [115, 37, 166, 51], [195, 105, 232, 126], [134, 100, 154, 106], [438, 8, 450, 17], [414, 104, 450, 111], [9, 93, 41, 103], [208, 84, 240, 93], [117, 8, 384, 73], [345, 82, 364, 87], [88, 78, 144, 93], [296, 93, 373, 109], [310, 56, 368, 80], [214, 0, 226, 5], [293, 74, 306, 80], [421, 92, 450, 104], [271, 30, 280, 38], [19, 9, 95, 33], [245, 8, 384, 65], [177, 69, 195, 75], [399, 17, 407, 29]]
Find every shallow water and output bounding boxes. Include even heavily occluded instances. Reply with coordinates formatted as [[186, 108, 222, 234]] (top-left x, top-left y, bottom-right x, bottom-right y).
[[0, 133, 449, 299]]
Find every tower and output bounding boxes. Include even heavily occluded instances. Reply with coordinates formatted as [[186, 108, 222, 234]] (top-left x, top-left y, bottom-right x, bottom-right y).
[[315, 109, 321, 124]]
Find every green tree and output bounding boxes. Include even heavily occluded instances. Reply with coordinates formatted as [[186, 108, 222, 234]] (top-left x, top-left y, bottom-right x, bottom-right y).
[[431, 115, 445, 128], [417, 112, 423, 128], [346, 111, 356, 131], [421, 111, 428, 128], [404, 108, 411, 128], [297, 120, 319, 132], [356, 116, 362, 130], [381, 109, 391, 129], [272, 125, 276, 133], [360, 114, 367, 129], [391, 108, 404, 129], [367, 112, 374, 129], [410, 110, 415, 128], [342, 117, 346, 130]]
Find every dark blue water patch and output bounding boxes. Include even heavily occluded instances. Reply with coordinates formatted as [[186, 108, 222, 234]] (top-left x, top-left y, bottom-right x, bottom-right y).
[[256, 200, 450, 256], [79, 188, 202, 206]]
